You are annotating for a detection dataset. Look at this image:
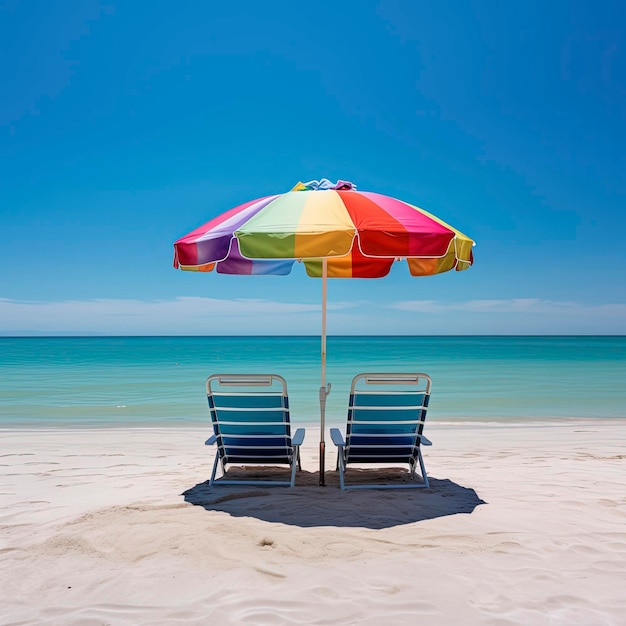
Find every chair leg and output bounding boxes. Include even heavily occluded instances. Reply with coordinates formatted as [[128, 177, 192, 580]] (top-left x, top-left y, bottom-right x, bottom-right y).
[[209, 452, 220, 486], [337, 452, 346, 491], [417, 449, 429, 488], [290, 448, 299, 487]]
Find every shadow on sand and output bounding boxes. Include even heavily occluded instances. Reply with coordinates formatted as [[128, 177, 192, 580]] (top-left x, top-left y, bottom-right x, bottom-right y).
[[183, 467, 485, 530]]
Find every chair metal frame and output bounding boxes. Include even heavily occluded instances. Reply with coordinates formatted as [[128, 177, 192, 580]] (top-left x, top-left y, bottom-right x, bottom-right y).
[[330, 373, 432, 490], [205, 374, 305, 487]]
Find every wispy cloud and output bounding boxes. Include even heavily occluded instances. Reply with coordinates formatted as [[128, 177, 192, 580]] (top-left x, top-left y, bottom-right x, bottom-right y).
[[384, 297, 626, 334], [1, 297, 625, 336], [391, 298, 626, 316], [0, 297, 352, 335]]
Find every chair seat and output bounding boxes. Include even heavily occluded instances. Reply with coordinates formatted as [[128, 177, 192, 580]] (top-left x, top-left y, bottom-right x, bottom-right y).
[[346, 453, 416, 462], [223, 455, 295, 464]]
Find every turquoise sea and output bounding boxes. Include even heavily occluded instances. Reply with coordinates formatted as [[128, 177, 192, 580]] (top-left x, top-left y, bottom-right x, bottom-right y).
[[1, 336, 625, 427]]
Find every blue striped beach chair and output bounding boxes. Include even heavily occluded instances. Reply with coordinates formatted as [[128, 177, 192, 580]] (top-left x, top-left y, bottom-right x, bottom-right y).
[[205, 374, 305, 487], [330, 373, 432, 490]]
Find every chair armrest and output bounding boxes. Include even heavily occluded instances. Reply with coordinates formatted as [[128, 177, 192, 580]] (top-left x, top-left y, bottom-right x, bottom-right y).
[[330, 428, 345, 447], [419, 434, 432, 446], [205, 434, 217, 446], [291, 428, 305, 446]]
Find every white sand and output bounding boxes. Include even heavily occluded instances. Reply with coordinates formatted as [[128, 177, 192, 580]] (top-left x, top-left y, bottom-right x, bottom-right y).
[[1, 421, 625, 625]]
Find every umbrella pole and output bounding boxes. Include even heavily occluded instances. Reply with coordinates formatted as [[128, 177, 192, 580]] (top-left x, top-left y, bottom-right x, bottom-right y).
[[319, 258, 331, 486]]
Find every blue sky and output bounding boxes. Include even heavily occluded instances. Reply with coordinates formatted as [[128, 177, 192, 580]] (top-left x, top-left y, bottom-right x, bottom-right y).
[[1, 0, 625, 335]]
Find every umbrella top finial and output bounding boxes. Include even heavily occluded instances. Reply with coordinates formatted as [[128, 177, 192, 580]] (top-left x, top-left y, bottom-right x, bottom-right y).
[[291, 179, 357, 192]]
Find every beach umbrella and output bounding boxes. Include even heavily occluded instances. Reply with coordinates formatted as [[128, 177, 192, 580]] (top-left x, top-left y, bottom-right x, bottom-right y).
[[173, 178, 475, 485]]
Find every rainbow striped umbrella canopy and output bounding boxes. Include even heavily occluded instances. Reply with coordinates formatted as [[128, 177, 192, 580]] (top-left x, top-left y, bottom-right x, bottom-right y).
[[174, 179, 474, 278], [173, 179, 475, 484]]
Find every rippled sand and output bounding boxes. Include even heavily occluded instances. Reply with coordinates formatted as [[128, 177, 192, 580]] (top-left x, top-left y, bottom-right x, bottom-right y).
[[1, 421, 625, 625]]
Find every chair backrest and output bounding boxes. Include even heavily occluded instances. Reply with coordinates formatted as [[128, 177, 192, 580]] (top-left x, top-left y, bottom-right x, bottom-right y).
[[206, 374, 294, 464], [345, 373, 431, 463]]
